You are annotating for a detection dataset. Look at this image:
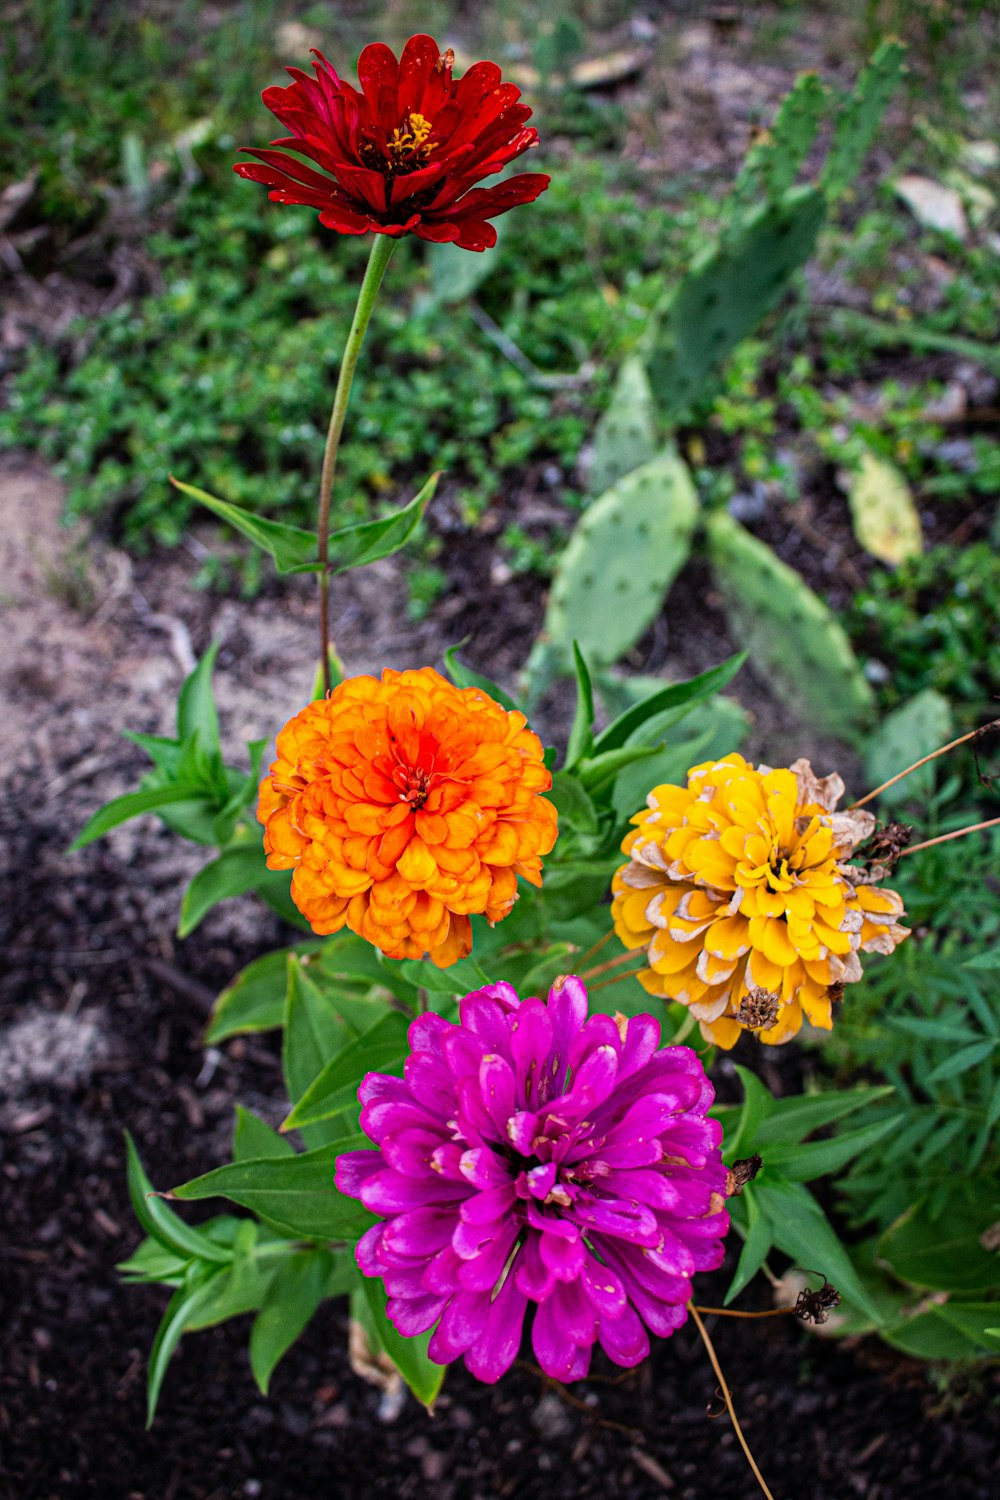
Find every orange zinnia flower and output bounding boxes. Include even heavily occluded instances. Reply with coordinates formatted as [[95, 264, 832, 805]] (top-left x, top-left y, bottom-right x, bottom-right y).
[[611, 754, 908, 1048], [258, 668, 557, 965]]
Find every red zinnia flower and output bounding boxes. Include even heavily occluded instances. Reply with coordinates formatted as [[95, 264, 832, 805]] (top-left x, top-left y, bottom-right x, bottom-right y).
[[234, 34, 550, 251]]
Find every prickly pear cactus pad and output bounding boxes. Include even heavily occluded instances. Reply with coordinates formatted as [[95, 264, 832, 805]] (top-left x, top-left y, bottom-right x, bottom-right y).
[[706, 509, 874, 735], [648, 186, 826, 420], [588, 355, 658, 496], [525, 453, 699, 694]]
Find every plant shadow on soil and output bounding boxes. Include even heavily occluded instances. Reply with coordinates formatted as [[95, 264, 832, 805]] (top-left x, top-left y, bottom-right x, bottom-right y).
[[1, 455, 999, 1500]]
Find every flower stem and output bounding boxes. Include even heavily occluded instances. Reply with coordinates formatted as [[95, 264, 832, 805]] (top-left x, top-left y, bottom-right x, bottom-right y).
[[687, 1302, 776, 1500], [317, 234, 397, 693], [899, 815, 1000, 858], [691, 1304, 795, 1319], [580, 948, 639, 982], [849, 718, 1000, 811]]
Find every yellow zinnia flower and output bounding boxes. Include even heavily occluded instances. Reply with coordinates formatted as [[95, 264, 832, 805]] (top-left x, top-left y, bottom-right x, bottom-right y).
[[611, 754, 907, 1048], [258, 667, 557, 967]]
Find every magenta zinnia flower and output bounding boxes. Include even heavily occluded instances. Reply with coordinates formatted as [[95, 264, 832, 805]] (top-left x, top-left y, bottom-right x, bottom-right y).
[[234, 34, 550, 251], [335, 977, 729, 1383]]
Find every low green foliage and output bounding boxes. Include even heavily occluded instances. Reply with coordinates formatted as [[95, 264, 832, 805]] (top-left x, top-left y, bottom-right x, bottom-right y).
[[0, 162, 669, 578]]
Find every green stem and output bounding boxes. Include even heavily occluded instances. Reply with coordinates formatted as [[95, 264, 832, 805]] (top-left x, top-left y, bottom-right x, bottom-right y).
[[317, 234, 397, 693]]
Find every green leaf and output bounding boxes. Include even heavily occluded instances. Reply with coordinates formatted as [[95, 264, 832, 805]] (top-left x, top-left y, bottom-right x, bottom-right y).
[[442, 644, 520, 712], [206, 944, 322, 1044], [926, 1039, 996, 1084], [329, 471, 439, 573], [548, 772, 600, 839], [69, 782, 210, 851], [765, 1115, 904, 1182], [283, 957, 355, 1110], [882, 1303, 1000, 1361], [125, 1133, 231, 1266], [398, 956, 490, 994], [753, 1086, 896, 1146], [877, 1198, 1000, 1293], [755, 1178, 883, 1322], [177, 640, 221, 749], [233, 1106, 295, 1163], [864, 690, 953, 809], [357, 1277, 447, 1411], [179, 844, 266, 937], [724, 1187, 775, 1304], [564, 643, 596, 770], [250, 1249, 334, 1394], [118, 1236, 189, 1286], [282, 1011, 411, 1132], [170, 476, 321, 574], [577, 743, 662, 796], [592, 655, 747, 755], [610, 697, 749, 825], [172, 1140, 374, 1241], [147, 1266, 227, 1425], [723, 1066, 776, 1160]]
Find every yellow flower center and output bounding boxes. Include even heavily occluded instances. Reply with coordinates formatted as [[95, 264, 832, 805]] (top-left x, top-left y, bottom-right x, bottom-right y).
[[387, 112, 436, 165]]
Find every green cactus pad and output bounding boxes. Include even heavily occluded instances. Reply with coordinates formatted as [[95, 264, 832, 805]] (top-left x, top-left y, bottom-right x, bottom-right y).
[[821, 39, 906, 202], [523, 454, 699, 701], [706, 509, 874, 735], [729, 71, 829, 214], [648, 186, 826, 421], [863, 690, 953, 808], [588, 355, 657, 496]]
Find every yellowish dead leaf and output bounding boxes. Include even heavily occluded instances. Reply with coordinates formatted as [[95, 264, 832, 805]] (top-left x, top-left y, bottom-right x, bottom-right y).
[[847, 451, 923, 567]]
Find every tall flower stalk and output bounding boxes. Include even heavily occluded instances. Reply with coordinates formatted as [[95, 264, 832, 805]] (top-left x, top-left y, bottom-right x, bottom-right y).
[[315, 234, 396, 691]]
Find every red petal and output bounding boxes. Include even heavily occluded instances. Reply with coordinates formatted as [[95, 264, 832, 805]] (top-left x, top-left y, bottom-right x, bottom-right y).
[[357, 41, 399, 128], [317, 206, 373, 235], [397, 34, 440, 117], [413, 221, 461, 244]]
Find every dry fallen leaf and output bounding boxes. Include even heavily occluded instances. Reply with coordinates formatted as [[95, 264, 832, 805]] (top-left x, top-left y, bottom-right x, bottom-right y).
[[846, 450, 923, 567], [895, 174, 969, 239]]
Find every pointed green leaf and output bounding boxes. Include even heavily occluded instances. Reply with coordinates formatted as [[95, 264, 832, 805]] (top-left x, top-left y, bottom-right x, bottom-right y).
[[724, 1187, 775, 1304], [765, 1114, 904, 1181], [170, 476, 322, 574], [754, 1086, 895, 1145], [593, 654, 748, 755], [250, 1250, 334, 1394], [177, 641, 221, 748], [564, 642, 595, 770], [69, 782, 210, 851], [206, 944, 321, 1043], [179, 845, 267, 937], [282, 1011, 411, 1132], [723, 1066, 776, 1160], [171, 1140, 373, 1241], [357, 1277, 447, 1410], [233, 1106, 295, 1163], [147, 1267, 227, 1425], [442, 644, 520, 712], [755, 1178, 883, 1321], [283, 957, 355, 1110], [329, 471, 439, 573], [125, 1133, 231, 1265]]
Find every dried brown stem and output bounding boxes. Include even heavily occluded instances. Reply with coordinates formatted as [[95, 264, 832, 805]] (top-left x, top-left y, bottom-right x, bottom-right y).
[[687, 1302, 776, 1500]]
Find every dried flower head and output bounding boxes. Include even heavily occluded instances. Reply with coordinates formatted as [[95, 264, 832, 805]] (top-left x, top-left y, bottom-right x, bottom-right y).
[[234, 34, 549, 250], [335, 977, 730, 1383], [258, 668, 557, 965], [611, 755, 908, 1047], [794, 1278, 841, 1325]]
